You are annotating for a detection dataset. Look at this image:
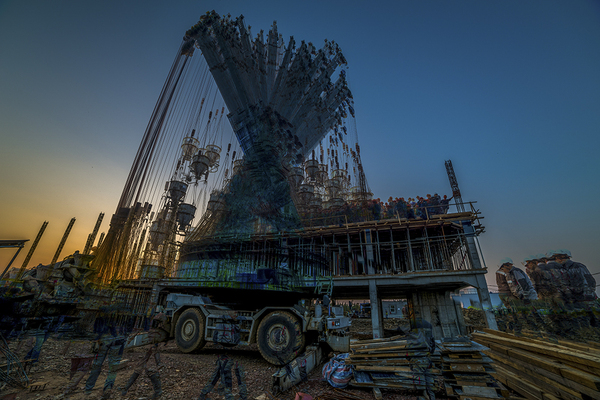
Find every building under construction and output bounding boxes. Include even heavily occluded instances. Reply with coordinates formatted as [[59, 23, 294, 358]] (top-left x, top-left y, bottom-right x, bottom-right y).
[[3, 12, 496, 341]]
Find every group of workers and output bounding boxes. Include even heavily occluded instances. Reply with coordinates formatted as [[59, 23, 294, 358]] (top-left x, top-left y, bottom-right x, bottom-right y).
[[304, 193, 453, 224], [382, 194, 453, 219], [496, 249, 597, 309]]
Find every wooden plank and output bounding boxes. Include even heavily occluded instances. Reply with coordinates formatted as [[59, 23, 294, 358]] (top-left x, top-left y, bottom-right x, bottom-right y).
[[349, 351, 429, 358], [353, 344, 425, 353], [472, 332, 600, 374], [350, 335, 405, 345], [519, 329, 600, 356], [490, 351, 600, 398], [485, 349, 600, 397], [449, 352, 483, 359], [450, 380, 489, 387], [481, 329, 600, 359], [477, 338, 600, 389], [443, 355, 493, 364], [447, 363, 486, 373], [350, 381, 428, 390], [352, 342, 411, 351], [457, 386, 502, 397], [492, 358, 583, 400], [348, 358, 412, 365], [492, 365, 544, 400], [355, 365, 412, 373]]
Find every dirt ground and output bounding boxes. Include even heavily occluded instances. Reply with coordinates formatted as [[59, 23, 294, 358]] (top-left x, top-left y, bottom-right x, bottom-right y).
[[8, 309, 598, 399], [1, 318, 440, 400]]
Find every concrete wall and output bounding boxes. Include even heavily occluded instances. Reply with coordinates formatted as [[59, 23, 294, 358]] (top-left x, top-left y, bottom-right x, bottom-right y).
[[410, 290, 467, 340]]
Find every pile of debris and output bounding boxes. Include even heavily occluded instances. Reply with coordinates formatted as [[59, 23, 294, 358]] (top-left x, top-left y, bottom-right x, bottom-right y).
[[346, 333, 438, 398], [473, 328, 600, 399], [438, 337, 506, 399]]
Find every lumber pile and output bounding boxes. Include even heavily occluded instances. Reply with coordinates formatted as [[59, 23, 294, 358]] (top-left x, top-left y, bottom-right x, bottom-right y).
[[472, 328, 600, 400], [346, 333, 439, 397], [520, 329, 600, 351], [439, 337, 508, 400]]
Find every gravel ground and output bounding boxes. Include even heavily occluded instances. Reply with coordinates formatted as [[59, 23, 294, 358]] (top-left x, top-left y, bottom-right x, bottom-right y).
[[2, 319, 443, 400]]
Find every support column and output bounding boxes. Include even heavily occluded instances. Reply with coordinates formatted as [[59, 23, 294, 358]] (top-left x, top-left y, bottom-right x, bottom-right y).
[[406, 227, 415, 272], [462, 222, 482, 270], [369, 280, 383, 339], [475, 273, 498, 330], [390, 227, 397, 273]]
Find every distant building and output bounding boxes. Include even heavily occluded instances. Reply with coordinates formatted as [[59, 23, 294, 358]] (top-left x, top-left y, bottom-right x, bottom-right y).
[[382, 300, 407, 318], [451, 287, 502, 308]]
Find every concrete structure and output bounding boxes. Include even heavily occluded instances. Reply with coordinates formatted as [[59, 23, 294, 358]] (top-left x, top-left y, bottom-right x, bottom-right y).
[[305, 203, 499, 340]]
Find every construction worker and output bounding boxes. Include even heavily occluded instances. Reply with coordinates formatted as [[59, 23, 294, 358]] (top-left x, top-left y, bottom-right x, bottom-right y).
[[554, 250, 597, 304], [524, 256, 543, 295], [543, 250, 574, 304], [530, 254, 561, 305], [496, 258, 538, 307]]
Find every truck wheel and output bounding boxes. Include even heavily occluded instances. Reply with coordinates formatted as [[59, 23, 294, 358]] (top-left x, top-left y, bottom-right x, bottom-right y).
[[175, 308, 206, 353], [257, 311, 305, 365]]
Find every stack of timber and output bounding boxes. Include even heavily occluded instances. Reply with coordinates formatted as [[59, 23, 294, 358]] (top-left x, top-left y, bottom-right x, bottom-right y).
[[520, 329, 600, 351], [347, 333, 438, 398], [439, 337, 507, 400], [472, 329, 600, 400]]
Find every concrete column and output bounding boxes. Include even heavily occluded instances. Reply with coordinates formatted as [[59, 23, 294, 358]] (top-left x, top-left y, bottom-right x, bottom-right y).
[[390, 227, 397, 272], [406, 227, 415, 272], [462, 222, 483, 270], [475, 273, 498, 330], [365, 229, 375, 275], [369, 280, 383, 339]]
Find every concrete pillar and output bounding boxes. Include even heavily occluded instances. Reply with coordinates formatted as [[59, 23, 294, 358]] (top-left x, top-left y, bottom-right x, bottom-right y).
[[406, 227, 415, 272], [462, 222, 483, 270], [369, 280, 383, 338], [390, 227, 397, 272], [475, 273, 498, 330], [365, 229, 375, 275]]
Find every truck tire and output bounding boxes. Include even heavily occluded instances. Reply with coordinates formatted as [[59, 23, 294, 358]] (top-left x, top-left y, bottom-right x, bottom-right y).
[[175, 308, 206, 353], [257, 311, 305, 365]]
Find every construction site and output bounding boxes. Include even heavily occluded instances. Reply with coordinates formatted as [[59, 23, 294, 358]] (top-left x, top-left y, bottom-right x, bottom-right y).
[[1, 10, 599, 400]]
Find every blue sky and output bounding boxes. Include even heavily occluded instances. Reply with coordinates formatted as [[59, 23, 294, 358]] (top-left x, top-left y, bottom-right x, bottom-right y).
[[1, 0, 599, 291]]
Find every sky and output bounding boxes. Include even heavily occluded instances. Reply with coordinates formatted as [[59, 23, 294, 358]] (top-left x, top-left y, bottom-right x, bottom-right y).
[[1, 0, 599, 292]]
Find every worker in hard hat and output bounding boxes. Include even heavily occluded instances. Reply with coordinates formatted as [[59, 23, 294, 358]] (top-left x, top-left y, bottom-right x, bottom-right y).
[[524, 255, 543, 294], [541, 250, 573, 305], [554, 250, 597, 304], [531, 254, 560, 304], [496, 258, 538, 307]]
